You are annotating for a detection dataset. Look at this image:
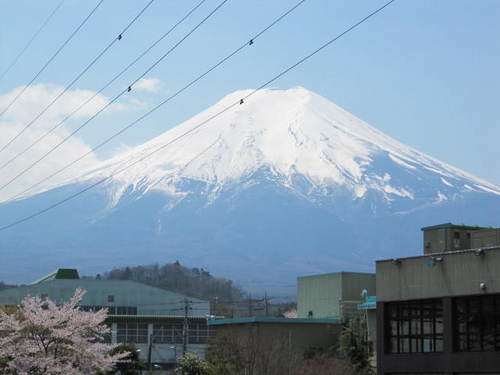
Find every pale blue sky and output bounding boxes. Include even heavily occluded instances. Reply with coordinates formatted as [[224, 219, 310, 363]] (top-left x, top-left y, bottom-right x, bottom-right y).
[[1, 0, 499, 184]]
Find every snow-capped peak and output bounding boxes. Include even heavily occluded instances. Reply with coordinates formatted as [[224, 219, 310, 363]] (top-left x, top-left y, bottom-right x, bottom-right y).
[[80, 87, 499, 205]]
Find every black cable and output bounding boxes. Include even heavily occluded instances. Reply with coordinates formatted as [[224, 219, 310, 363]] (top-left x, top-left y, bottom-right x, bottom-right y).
[[0, 0, 105, 121], [0, 0, 66, 84], [0, 0, 155, 159], [5, 0, 306, 202], [0, 0, 208, 172], [0, 0, 396, 231], [0, 0, 228, 193]]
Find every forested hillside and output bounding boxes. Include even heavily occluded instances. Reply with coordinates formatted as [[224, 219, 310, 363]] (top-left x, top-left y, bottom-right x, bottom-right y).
[[101, 261, 246, 302], [0, 282, 13, 291]]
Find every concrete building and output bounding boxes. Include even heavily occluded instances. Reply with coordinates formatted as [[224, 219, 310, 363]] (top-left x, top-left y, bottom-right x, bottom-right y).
[[297, 271, 376, 319], [0, 269, 215, 370], [376, 223, 500, 375], [208, 317, 342, 359]]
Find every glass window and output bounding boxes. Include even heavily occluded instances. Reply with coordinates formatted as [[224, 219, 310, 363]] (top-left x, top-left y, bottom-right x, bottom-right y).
[[386, 298, 443, 354], [127, 306, 137, 315], [153, 323, 183, 344], [152, 322, 215, 344], [116, 322, 148, 344], [454, 294, 500, 352]]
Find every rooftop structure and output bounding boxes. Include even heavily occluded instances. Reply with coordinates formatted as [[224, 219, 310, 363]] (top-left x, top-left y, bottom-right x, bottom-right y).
[[421, 222, 500, 254], [27, 268, 80, 284]]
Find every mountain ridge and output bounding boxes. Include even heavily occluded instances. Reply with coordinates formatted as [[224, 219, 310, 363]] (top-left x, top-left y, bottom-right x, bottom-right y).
[[1, 87, 499, 293]]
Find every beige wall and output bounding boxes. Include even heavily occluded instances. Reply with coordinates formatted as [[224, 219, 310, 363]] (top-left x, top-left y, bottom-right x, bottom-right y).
[[297, 273, 342, 318], [377, 248, 500, 302], [297, 272, 375, 319]]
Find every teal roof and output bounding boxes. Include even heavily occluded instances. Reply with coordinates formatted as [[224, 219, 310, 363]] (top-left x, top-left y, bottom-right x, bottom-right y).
[[357, 296, 376, 310], [108, 315, 208, 320], [421, 223, 490, 231], [0, 279, 209, 317], [208, 317, 342, 326]]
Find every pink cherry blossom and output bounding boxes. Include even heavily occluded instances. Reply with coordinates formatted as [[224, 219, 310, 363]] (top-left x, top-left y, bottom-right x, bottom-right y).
[[0, 288, 128, 375]]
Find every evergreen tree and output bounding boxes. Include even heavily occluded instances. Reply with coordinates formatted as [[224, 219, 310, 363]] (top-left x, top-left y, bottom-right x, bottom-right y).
[[338, 318, 373, 374]]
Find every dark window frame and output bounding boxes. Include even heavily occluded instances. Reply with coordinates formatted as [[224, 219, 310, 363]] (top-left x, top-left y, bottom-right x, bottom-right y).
[[454, 294, 500, 352], [386, 298, 443, 354], [116, 322, 148, 344]]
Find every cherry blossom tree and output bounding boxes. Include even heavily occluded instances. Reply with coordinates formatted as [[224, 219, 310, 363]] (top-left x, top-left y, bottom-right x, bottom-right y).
[[0, 289, 127, 375]]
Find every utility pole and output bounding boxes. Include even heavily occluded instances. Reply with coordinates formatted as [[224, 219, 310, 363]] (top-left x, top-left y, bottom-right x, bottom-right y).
[[182, 298, 189, 355], [147, 333, 153, 372], [248, 294, 253, 317], [264, 291, 269, 317]]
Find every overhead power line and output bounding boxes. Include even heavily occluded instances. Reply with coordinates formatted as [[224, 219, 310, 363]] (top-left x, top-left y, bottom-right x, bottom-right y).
[[4, 0, 306, 202], [0, 0, 155, 158], [0, 0, 66, 84], [0, 0, 229, 194], [0, 0, 396, 232], [0, 0, 105, 121], [0, 0, 208, 172]]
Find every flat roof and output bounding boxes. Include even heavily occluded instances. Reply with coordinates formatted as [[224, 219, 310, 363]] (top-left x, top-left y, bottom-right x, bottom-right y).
[[107, 315, 209, 320], [421, 223, 491, 231], [297, 271, 375, 279], [377, 245, 500, 264], [208, 317, 342, 326]]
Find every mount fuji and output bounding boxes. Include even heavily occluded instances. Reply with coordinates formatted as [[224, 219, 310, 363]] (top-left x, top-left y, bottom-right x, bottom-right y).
[[1, 87, 499, 293]]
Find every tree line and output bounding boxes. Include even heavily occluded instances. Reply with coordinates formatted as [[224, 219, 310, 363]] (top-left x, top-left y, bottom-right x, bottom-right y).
[[100, 261, 246, 302]]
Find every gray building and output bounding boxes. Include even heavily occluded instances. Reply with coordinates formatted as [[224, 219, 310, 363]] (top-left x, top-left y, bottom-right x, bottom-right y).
[[0, 269, 215, 370], [377, 223, 500, 375], [297, 271, 376, 319]]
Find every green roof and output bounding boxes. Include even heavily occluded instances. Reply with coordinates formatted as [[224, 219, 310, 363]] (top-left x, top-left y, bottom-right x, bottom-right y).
[[28, 269, 79, 285], [208, 317, 342, 326], [421, 223, 491, 231]]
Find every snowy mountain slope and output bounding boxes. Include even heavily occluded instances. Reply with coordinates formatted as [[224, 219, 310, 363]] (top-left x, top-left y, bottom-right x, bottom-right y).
[[1, 87, 499, 292], [77, 87, 499, 208]]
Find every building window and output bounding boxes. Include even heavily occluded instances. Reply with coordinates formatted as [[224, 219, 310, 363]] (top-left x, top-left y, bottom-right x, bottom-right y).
[[188, 323, 217, 344], [80, 305, 106, 312], [386, 299, 443, 353], [80, 305, 136, 315], [116, 322, 148, 344], [454, 294, 500, 352], [152, 323, 184, 344], [152, 323, 216, 344], [115, 306, 137, 315], [108, 295, 115, 303]]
